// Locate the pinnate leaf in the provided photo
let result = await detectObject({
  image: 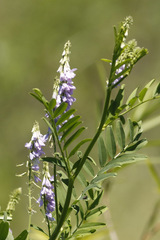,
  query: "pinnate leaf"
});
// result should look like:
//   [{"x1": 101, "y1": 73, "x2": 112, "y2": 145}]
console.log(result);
[
  {"x1": 63, "y1": 127, "x2": 86, "y2": 150},
  {"x1": 56, "y1": 109, "x2": 76, "y2": 126},
  {"x1": 58, "y1": 116, "x2": 81, "y2": 133},
  {"x1": 69, "y1": 138, "x2": 92, "y2": 158}
]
